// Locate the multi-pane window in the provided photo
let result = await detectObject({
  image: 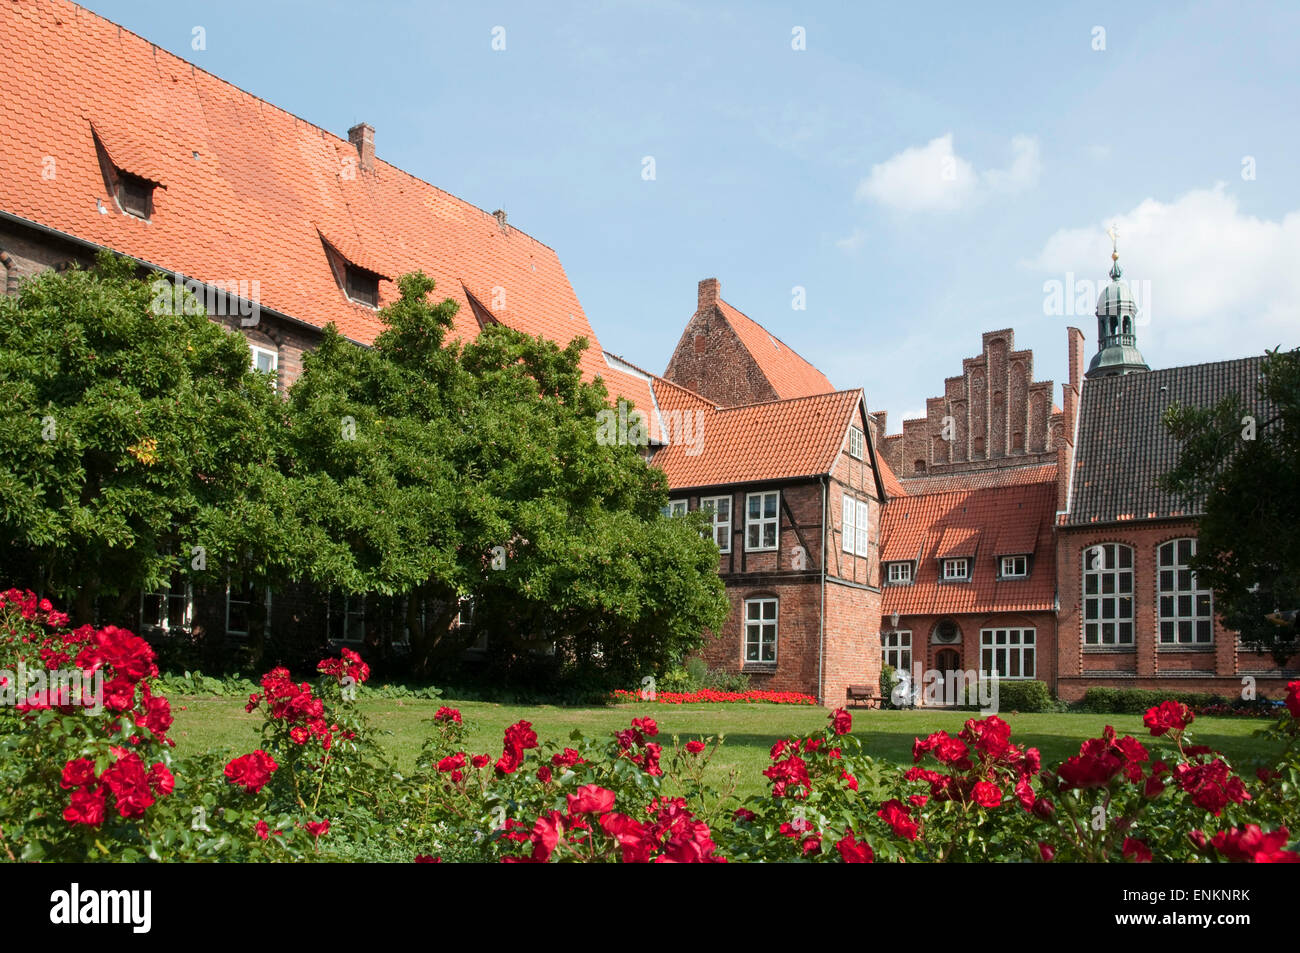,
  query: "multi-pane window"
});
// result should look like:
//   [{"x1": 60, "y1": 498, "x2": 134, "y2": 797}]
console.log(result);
[
  {"x1": 329, "y1": 594, "x2": 366, "y2": 644},
  {"x1": 662, "y1": 499, "x2": 688, "y2": 518},
  {"x1": 226, "y1": 582, "x2": 271, "y2": 637},
  {"x1": 842, "y1": 495, "x2": 856, "y2": 554},
  {"x1": 700, "y1": 496, "x2": 731, "y2": 552},
  {"x1": 942, "y1": 558, "x2": 969, "y2": 581},
  {"x1": 882, "y1": 629, "x2": 912, "y2": 671},
  {"x1": 141, "y1": 567, "x2": 191, "y2": 635},
  {"x1": 1159, "y1": 539, "x2": 1213, "y2": 645},
  {"x1": 848, "y1": 426, "x2": 865, "y2": 460},
  {"x1": 887, "y1": 562, "x2": 913, "y2": 584},
  {"x1": 1083, "y1": 543, "x2": 1134, "y2": 645},
  {"x1": 744, "y1": 598, "x2": 778, "y2": 663},
  {"x1": 746, "y1": 491, "x2": 779, "y2": 551},
  {"x1": 981, "y1": 628, "x2": 1036, "y2": 678},
  {"x1": 841, "y1": 495, "x2": 870, "y2": 556},
  {"x1": 1000, "y1": 555, "x2": 1028, "y2": 578}
]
